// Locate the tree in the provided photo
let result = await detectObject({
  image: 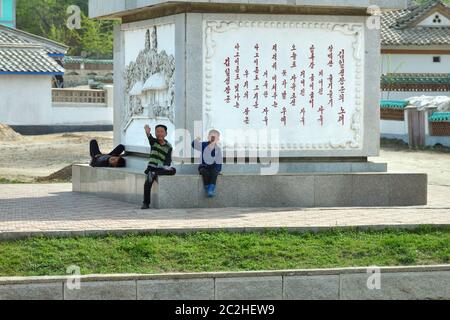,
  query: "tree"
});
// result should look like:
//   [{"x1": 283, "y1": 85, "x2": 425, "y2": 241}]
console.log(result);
[
  {"x1": 16, "y1": 0, "x2": 116, "y2": 58},
  {"x1": 79, "y1": 13, "x2": 114, "y2": 58}
]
